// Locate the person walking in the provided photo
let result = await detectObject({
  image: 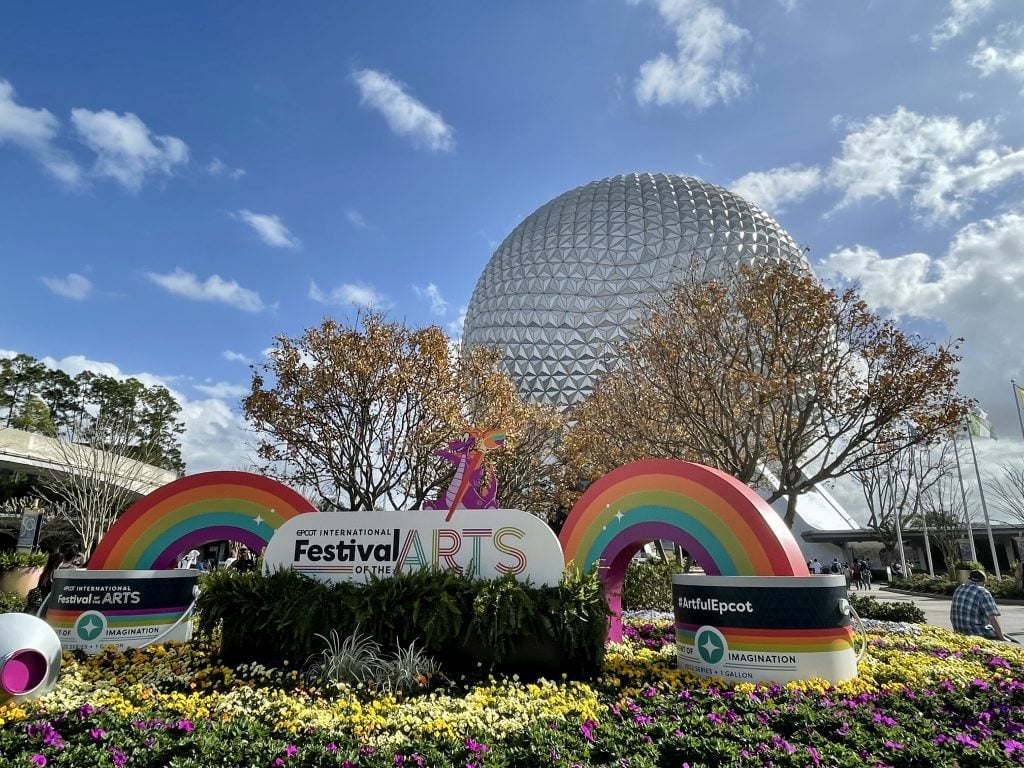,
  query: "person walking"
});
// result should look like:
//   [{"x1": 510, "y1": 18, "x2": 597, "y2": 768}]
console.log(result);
[{"x1": 950, "y1": 570, "x2": 1006, "y2": 642}]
